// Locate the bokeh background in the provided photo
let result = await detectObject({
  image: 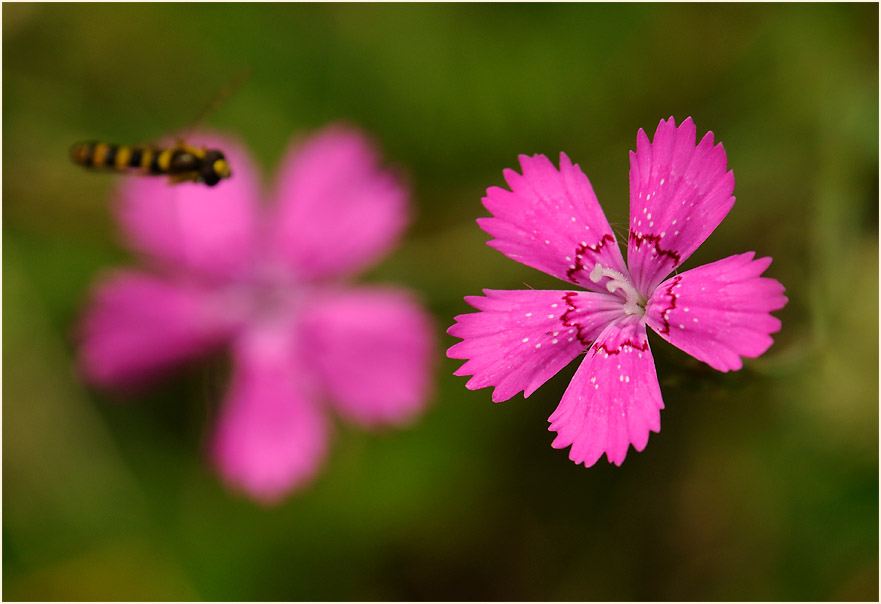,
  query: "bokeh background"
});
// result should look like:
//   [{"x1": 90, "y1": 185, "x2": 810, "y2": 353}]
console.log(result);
[{"x1": 3, "y1": 3, "x2": 878, "y2": 601}]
